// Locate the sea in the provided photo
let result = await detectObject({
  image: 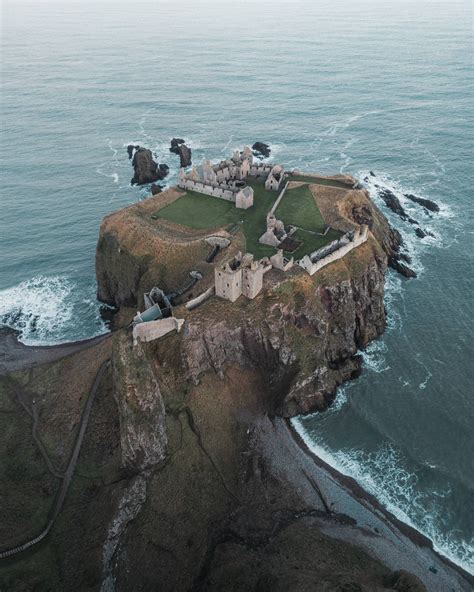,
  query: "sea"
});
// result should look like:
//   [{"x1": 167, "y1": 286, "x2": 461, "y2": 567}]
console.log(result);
[{"x1": 1, "y1": 0, "x2": 472, "y2": 574}]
